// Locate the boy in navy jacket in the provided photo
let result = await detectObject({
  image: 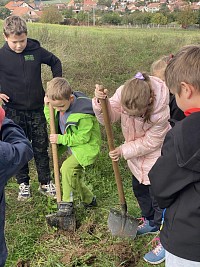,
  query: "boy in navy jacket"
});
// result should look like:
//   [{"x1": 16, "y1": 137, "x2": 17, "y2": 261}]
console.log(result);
[{"x1": 0, "y1": 106, "x2": 33, "y2": 267}]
